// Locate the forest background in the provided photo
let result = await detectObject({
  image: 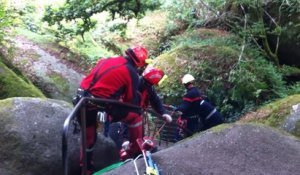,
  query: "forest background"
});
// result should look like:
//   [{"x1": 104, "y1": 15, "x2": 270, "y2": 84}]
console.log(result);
[{"x1": 1, "y1": 0, "x2": 300, "y2": 122}]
